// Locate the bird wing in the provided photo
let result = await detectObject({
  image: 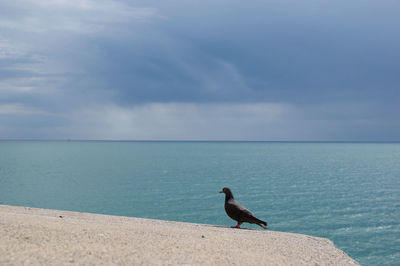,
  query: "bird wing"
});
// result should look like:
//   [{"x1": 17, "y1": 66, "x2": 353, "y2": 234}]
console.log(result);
[{"x1": 225, "y1": 199, "x2": 257, "y2": 222}]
